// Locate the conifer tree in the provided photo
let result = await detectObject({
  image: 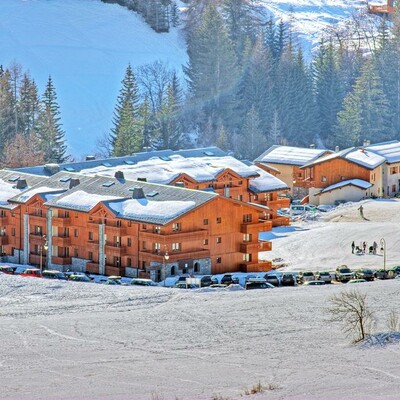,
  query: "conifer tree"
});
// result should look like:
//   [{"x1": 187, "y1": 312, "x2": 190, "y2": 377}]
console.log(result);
[
  {"x1": 0, "y1": 69, "x2": 16, "y2": 157},
  {"x1": 216, "y1": 125, "x2": 229, "y2": 151},
  {"x1": 18, "y1": 74, "x2": 40, "y2": 136},
  {"x1": 111, "y1": 64, "x2": 142, "y2": 156},
  {"x1": 37, "y1": 76, "x2": 68, "y2": 163}
]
